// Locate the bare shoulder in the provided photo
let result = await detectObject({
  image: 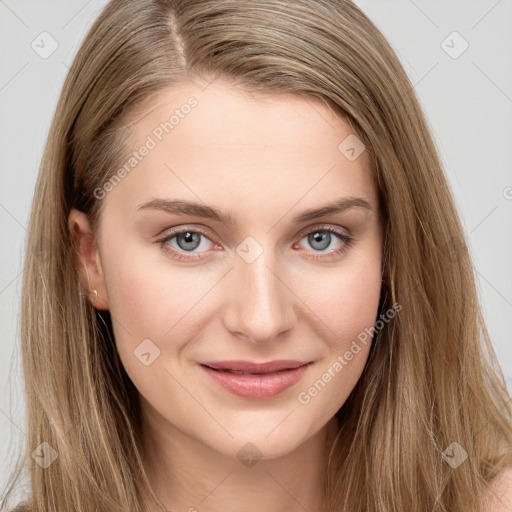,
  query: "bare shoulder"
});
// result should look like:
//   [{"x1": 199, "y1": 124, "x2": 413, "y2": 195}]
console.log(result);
[{"x1": 480, "y1": 468, "x2": 512, "y2": 511}]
